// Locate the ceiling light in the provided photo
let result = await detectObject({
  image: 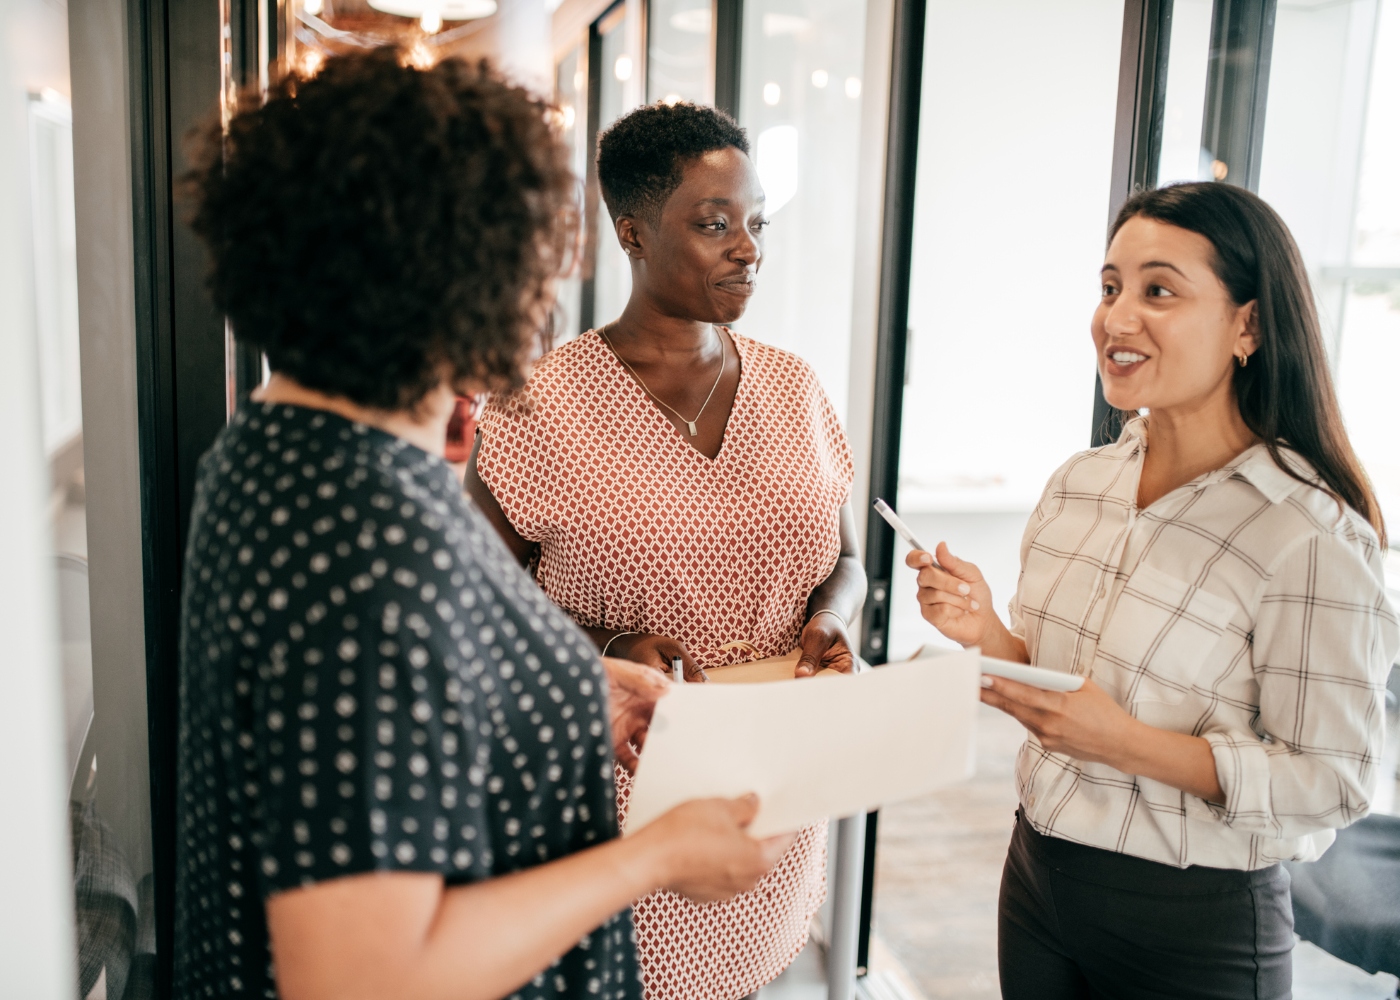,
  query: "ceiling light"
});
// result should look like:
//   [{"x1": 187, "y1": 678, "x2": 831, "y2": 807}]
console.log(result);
[
  {"x1": 763, "y1": 81, "x2": 781, "y2": 106},
  {"x1": 420, "y1": 5, "x2": 442, "y2": 32},
  {"x1": 669, "y1": 7, "x2": 711, "y2": 33},
  {"x1": 810, "y1": 69, "x2": 828, "y2": 89},
  {"x1": 367, "y1": 0, "x2": 496, "y2": 22},
  {"x1": 614, "y1": 55, "x2": 633, "y2": 81},
  {"x1": 303, "y1": 0, "x2": 323, "y2": 15},
  {"x1": 844, "y1": 76, "x2": 861, "y2": 99}
]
